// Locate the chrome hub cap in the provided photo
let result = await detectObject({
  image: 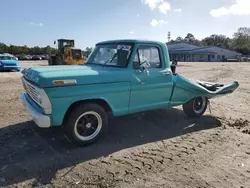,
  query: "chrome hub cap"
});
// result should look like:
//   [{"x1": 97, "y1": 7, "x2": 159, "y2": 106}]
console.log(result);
[
  {"x1": 193, "y1": 96, "x2": 206, "y2": 114},
  {"x1": 86, "y1": 123, "x2": 91, "y2": 128},
  {"x1": 74, "y1": 111, "x2": 102, "y2": 141}
]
